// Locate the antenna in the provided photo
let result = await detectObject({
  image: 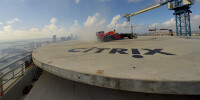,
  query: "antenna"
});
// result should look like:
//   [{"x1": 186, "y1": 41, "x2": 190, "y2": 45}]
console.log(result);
[{"x1": 131, "y1": 24, "x2": 133, "y2": 33}]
